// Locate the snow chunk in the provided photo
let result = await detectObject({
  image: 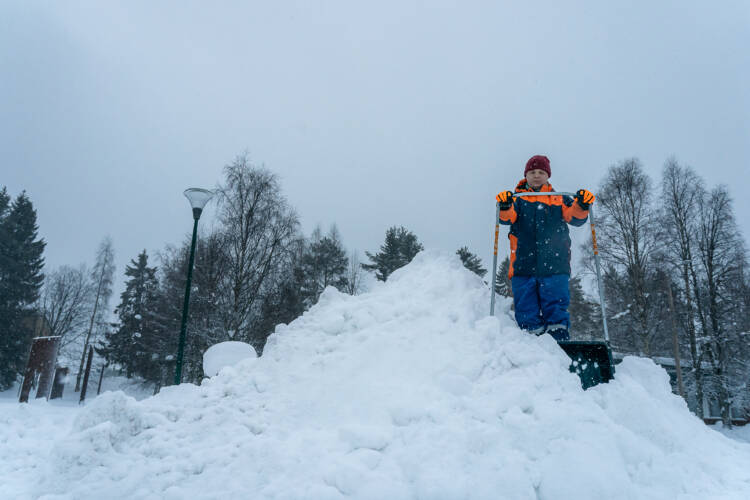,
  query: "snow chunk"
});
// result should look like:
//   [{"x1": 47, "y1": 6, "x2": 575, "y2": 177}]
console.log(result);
[{"x1": 202, "y1": 341, "x2": 257, "y2": 377}]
